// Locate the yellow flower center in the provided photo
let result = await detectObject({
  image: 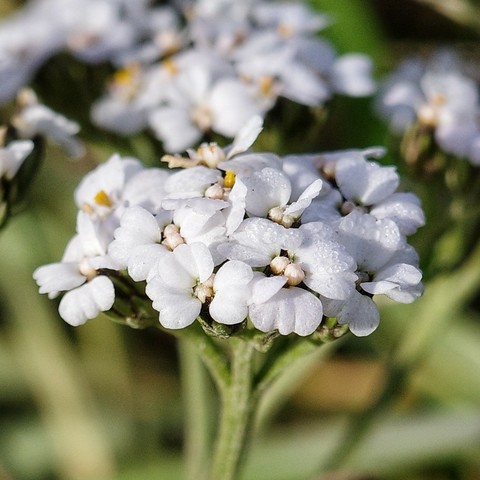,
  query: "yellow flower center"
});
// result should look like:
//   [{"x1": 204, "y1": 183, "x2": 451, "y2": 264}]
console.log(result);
[
  {"x1": 94, "y1": 190, "x2": 113, "y2": 208},
  {"x1": 223, "y1": 170, "x2": 236, "y2": 189}
]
